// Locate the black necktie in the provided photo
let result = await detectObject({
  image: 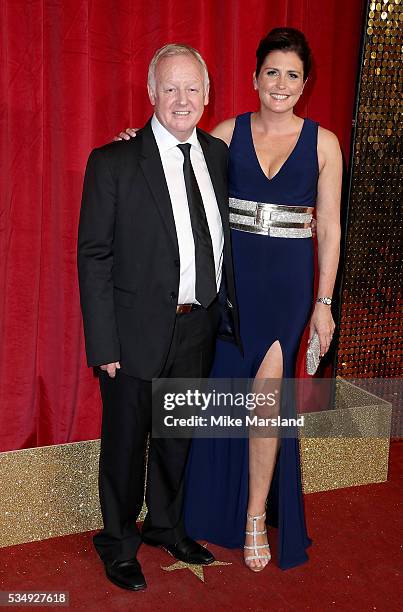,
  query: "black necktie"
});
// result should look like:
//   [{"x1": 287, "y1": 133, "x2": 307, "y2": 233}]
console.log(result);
[{"x1": 177, "y1": 143, "x2": 217, "y2": 308}]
